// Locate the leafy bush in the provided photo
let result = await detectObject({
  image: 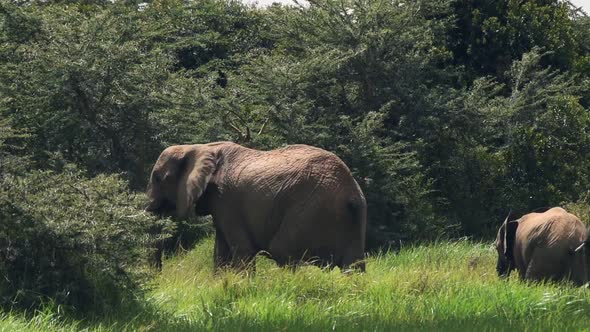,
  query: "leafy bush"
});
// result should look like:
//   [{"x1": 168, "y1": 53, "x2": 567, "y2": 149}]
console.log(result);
[
  {"x1": 424, "y1": 49, "x2": 590, "y2": 235},
  {"x1": 0, "y1": 168, "x2": 171, "y2": 313},
  {"x1": 2, "y1": 0, "x2": 590, "y2": 257},
  {"x1": 563, "y1": 195, "x2": 590, "y2": 225}
]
